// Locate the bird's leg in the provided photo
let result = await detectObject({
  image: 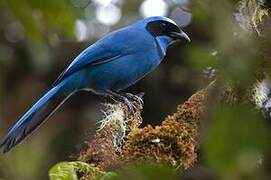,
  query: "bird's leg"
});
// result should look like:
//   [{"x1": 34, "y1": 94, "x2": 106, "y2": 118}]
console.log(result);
[
  {"x1": 106, "y1": 90, "x2": 136, "y2": 114},
  {"x1": 121, "y1": 92, "x2": 144, "y2": 108}
]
